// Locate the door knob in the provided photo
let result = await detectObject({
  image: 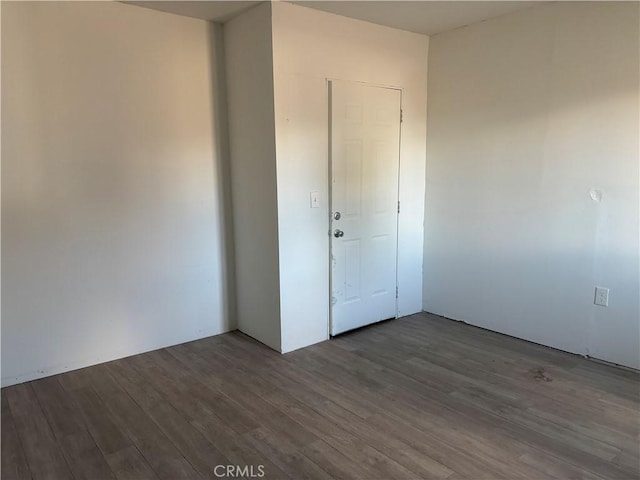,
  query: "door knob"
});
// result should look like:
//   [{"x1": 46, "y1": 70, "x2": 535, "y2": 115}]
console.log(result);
[{"x1": 334, "y1": 229, "x2": 344, "y2": 238}]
